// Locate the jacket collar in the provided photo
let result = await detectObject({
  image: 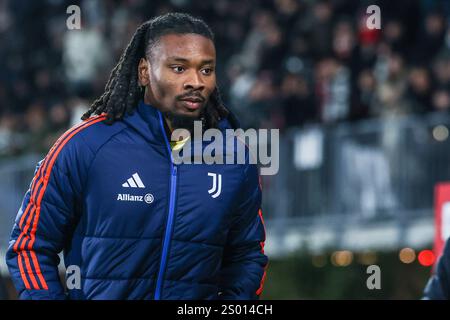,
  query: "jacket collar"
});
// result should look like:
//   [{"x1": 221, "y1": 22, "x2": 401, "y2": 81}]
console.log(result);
[
  {"x1": 123, "y1": 99, "x2": 239, "y2": 146},
  {"x1": 122, "y1": 100, "x2": 168, "y2": 147}
]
